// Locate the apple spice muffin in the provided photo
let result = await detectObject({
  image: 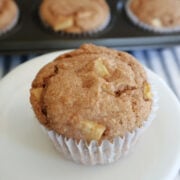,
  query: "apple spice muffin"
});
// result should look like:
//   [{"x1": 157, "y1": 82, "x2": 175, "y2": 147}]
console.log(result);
[
  {"x1": 30, "y1": 44, "x2": 157, "y2": 164},
  {"x1": 126, "y1": 0, "x2": 180, "y2": 33},
  {"x1": 39, "y1": 0, "x2": 110, "y2": 34},
  {"x1": 0, "y1": 0, "x2": 19, "y2": 35}
]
